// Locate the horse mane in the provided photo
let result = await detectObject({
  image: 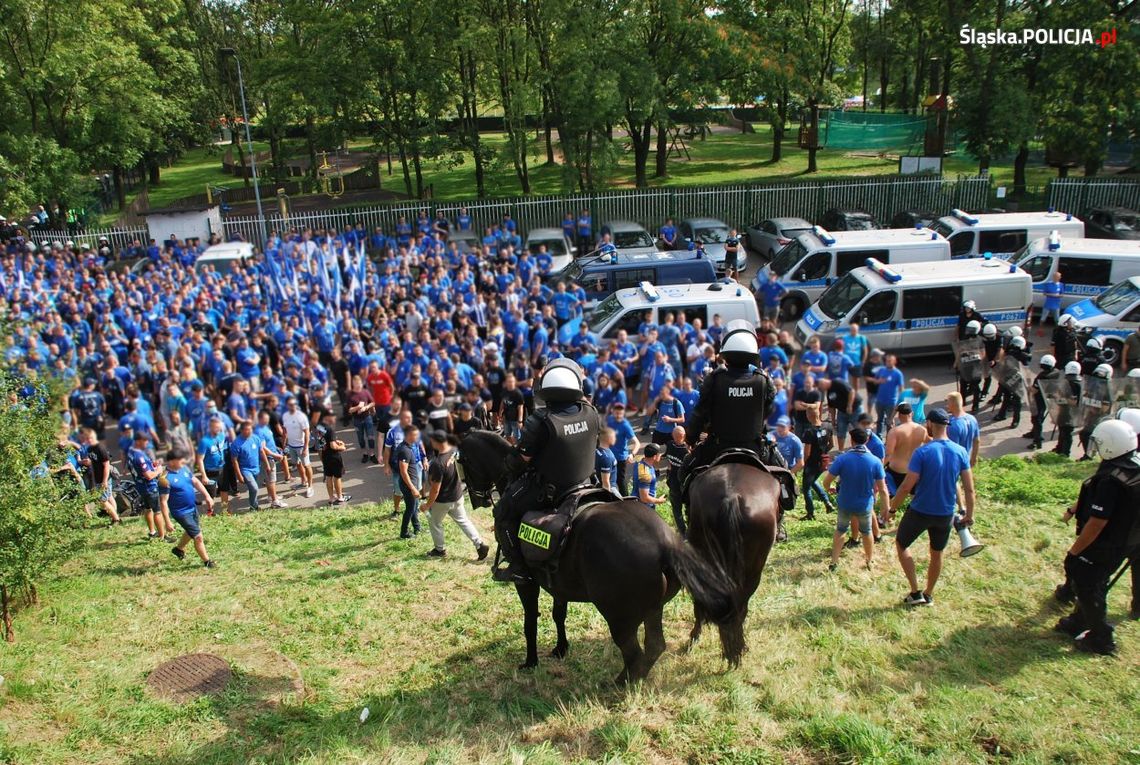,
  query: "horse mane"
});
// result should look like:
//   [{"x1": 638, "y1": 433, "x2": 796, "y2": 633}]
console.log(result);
[{"x1": 463, "y1": 429, "x2": 513, "y2": 455}]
